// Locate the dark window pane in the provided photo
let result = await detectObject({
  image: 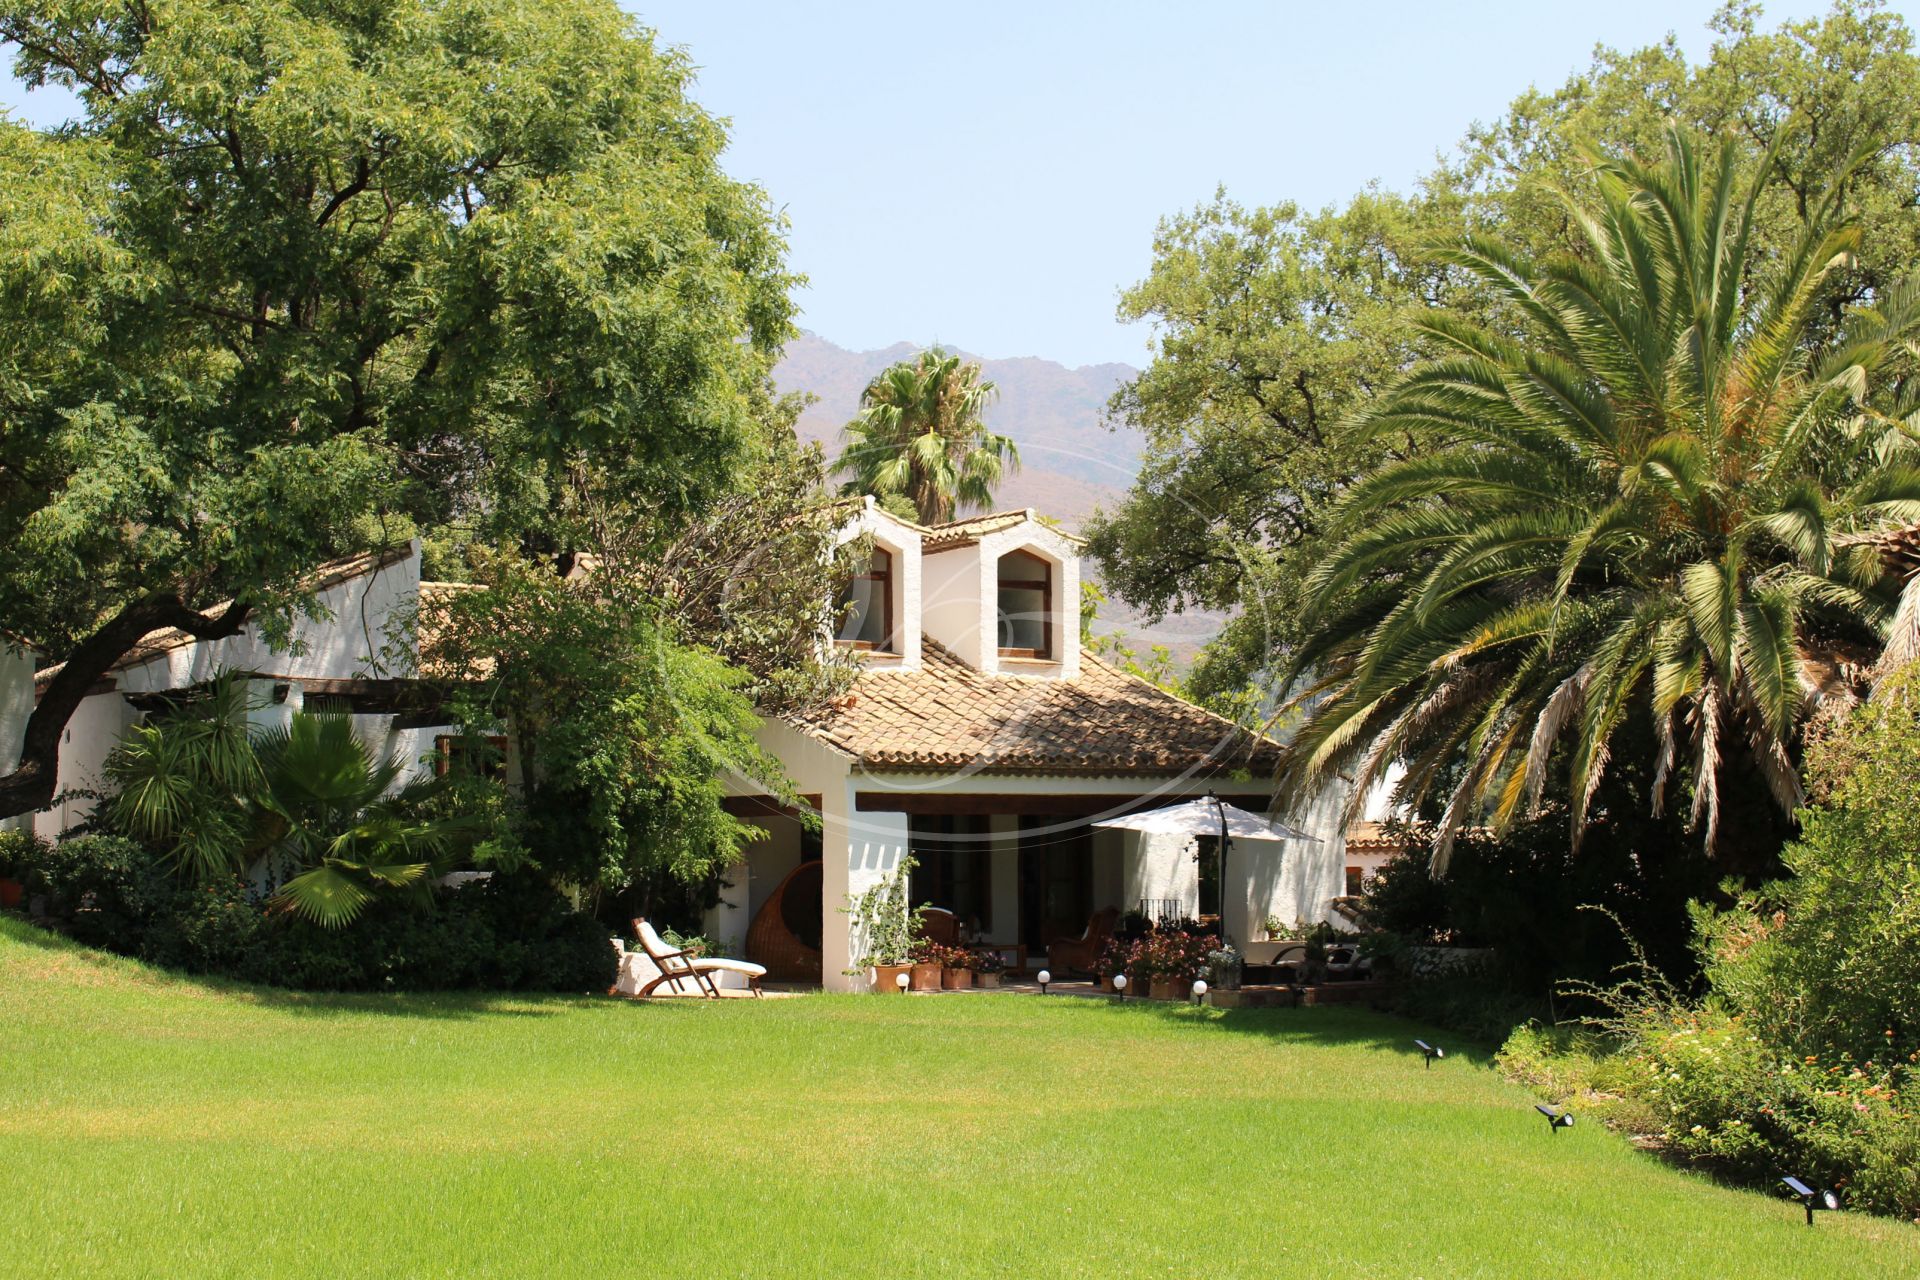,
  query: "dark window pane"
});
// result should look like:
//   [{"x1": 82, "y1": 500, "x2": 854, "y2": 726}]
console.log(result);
[{"x1": 997, "y1": 586, "x2": 1046, "y2": 652}]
